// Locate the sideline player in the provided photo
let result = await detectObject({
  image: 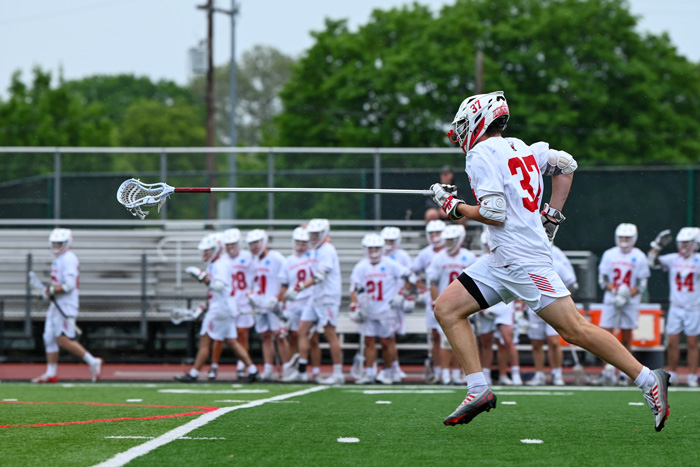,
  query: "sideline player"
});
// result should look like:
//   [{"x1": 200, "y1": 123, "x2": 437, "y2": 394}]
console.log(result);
[
  {"x1": 175, "y1": 233, "x2": 258, "y2": 382},
  {"x1": 648, "y1": 227, "x2": 700, "y2": 386},
  {"x1": 349, "y1": 233, "x2": 412, "y2": 384},
  {"x1": 412, "y1": 220, "x2": 447, "y2": 383},
  {"x1": 284, "y1": 219, "x2": 345, "y2": 384},
  {"x1": 31, "y1": 228, "x2": 103, "y2": 383},
  {"x1": 593, "y1": 223, "x2": 650, "y2": 386},
  {"x1": 430, "y1": 91, "x2": 669, "y2": 431},
  {"x1": 427, "y1": 225, "x2": 477, "y2": 384},
  {"x1": 246, "y1": 229, "x2": 290, "y2": 381}
]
